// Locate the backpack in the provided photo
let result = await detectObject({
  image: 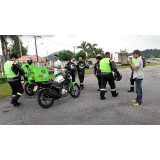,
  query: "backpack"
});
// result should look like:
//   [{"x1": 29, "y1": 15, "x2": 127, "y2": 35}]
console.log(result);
[{"x1": 141, "y1": 57, "x2": 146, "y2": 68}]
